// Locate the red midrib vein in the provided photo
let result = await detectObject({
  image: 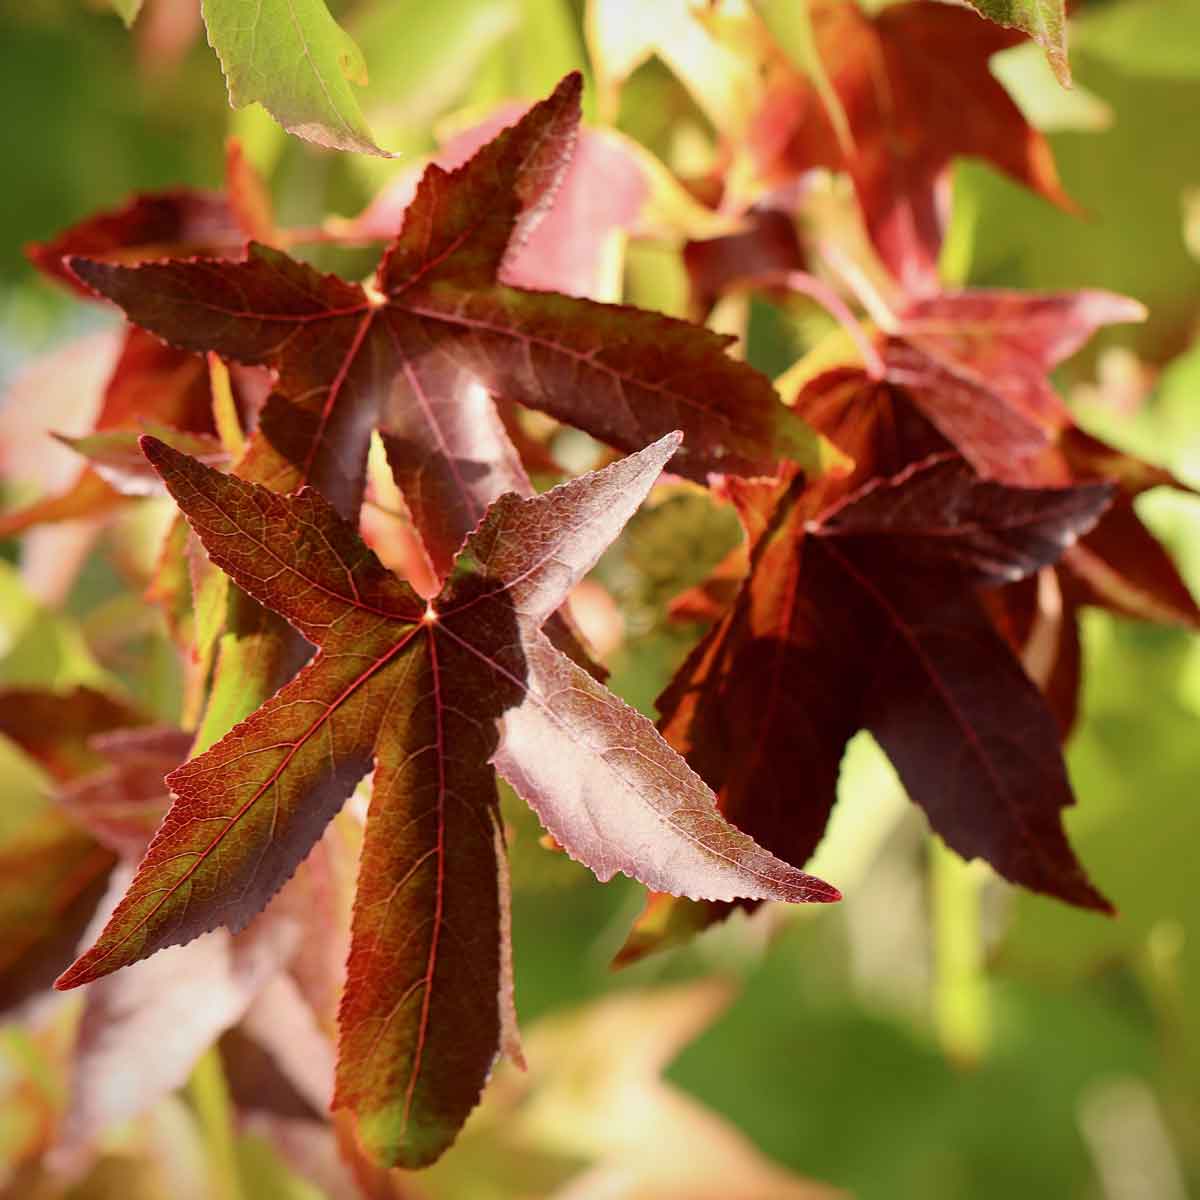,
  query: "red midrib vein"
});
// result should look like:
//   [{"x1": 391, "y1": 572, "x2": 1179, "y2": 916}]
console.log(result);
[
  {"x1": 297, "y1": 305, "x2": 378, "y2": 492},
  {"x1": 191, "y1": 491, "x2": 416, "y2": 623},
  {"x1": 401, "y1": 625, "x2": 448, "y2": 1130}
]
